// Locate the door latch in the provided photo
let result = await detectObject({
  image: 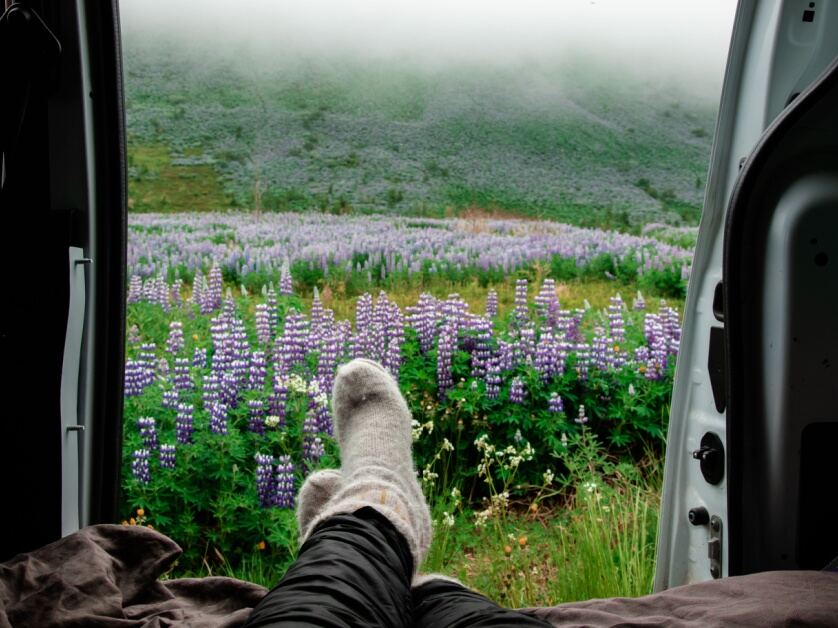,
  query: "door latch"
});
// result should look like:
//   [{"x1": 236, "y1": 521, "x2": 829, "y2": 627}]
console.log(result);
[
  {"x1": 708, "y1": 515, "x2": 723, "y2": 579},
  {"x1": 692, "y1": 432, "x2": 725, "y2": 484}
]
